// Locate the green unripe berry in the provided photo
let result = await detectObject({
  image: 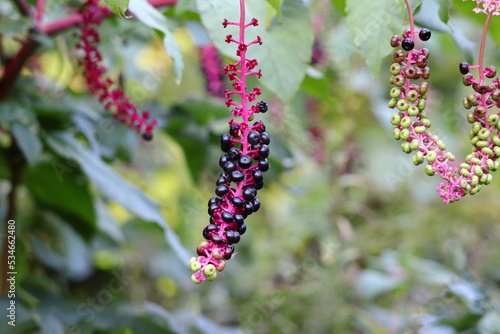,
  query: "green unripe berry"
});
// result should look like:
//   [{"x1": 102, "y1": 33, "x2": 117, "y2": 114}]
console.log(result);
[
  {"x1": 481, "y1": 147, "x2": 493, "y2": 156},
  {"x1": 418, "y1": 99, "x2": 426, "y2": 111},
  {"x1": 206, "y1": 271, "x2": 217, "y2": 281},
  {"x1": 493, "y1": 136, "x2": 500, "y2": 146},
  {"x1": 467, "y1": 94, "x2": 478, "y2": 106},
  {"x1": 390, "y1": 113, "x2": 401, "y2": 125},
  {"x1": 492, "y1": 90, "x2": 500, "y2": 102},
  {"x1": 410, "y1": 139, "x2": 420, "y2": 150},
  {"x1": 190, "y1": 260, "x2": 202, "y2": 271},
  {"x1": 469, "y1": 130, "x2": 475, "y2": 140},
  {"x1": 480, "y1": 174, "x2": 487, "y2": 184},
  {"x1": 467, "y1": 112, "x2": 475, "y2": 123},
  {"x1": 390, "y1": 87, "x2": 401, "y2": 98},
  {"x1": 463, "y1": 98, "x2": 472, "y2": 109},
  {"x1": 494, "y1": 146, "x2": 500, "y2": 157},
  {"x1": 471, "y1": 175, "x2": 479, "y2": 187},
  {"x1": 446, "y1": 152, "x2": 455, "y2": 161},
  {"x1": 460, "y1": 180, "x2": 468, "y2": 189},
  {"x1": 393, "y1": 75, "x2": 405, "y2": 87},
  {"x1": 469, "y1": 186, "x2": 479, "y2": 195},
  {"x1": 414, "y1": 126, "x2": 427, "y2": 133},
  {"x1": 412, "y1": 151, "x2": 424, "y2": 165},
  {"x1": 191, "y1": 274, "x2": 202, "y2": 284},
  {"x1": 420, "y1": 119, "x2": 431, "y2": 127},
  {"x1": 393, "y1": 128, "x2": 401, "y2": 140},
  {"x1": 397, "y1": 99, "x2": 409, "y2": 111},
  {"x1": 388, "y1": 98, "x2": 398, "y2": 108},
  {"x1": 400, "y1": 116, "x2": 412, "y2": 128},
  {"x1": 400, "y1": 129, "x2": 410, "y2": 140},
  {"x1": 203, "y1": 264, "x2": 217, "y2": 276},
  {"x1": 408, "y1": 105, "x2": 420, "y2": 116},
  {"x1": 478, "y1": 128, "x2": 490, "y2": 140},
  {"x1": 425, "y1": 164, "x2": 435, "y2": 176},
  {"x1": 485, "y1": 174, "x2": 493, "y2": 185},
  {"x1": 487, "y1": 159, "x2": 495, "y2": 170},
  {"x1": 422, "y1": 67, "x2": 431, "y2": 79},
  {"x1": 472, "y1": 122, "x2": 481, "y2": 134},
  {"x1": 494, "y1": 161, "x2": 500, "y2": 170},
  {"x1": 460, "y1": 168, "x2": 471, "y2": 177},
  {"x1": 436, "y1": 140, "x2": 446, "y2": 150},
  {"x1": 471, "y1": 136, "x2": 479, "y2": 146},
  {"x1": 420, "y1": 82, "x2": 428, "y2": 94},
  {"x1": 426, "y1": 150, "x2": 437, "y2": 162},
  {"x1": 406, "y1": 90, "x2": 419, "y2": 102},
  {"x1": 488, "y1": 114, "x2": 499, "y2": 126},
  {"x1": 390, "y1": 63, "x2": 402, "y2": 75},
  {"x1": 401, "y1": 142, "x2": 411, "y2": 153},
  {"x1": 474, "y1": 165, "x2": 484, "y2": 177},
  {"x1": 476, "y1": 140, "x2": 489, "y2": 147},
  {"x1": 470, "y1": 157, "x2": 482, "y2": 165},
  {"x1": 460, "y1": 163, "x2": 471, "y2": 169}
]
